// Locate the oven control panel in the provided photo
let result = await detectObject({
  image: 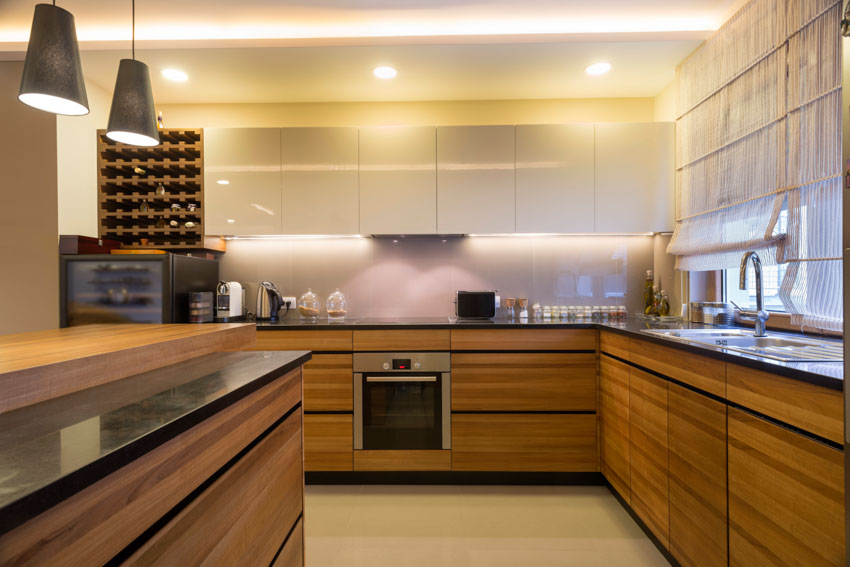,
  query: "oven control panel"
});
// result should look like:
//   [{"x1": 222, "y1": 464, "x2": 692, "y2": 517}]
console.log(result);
[{"x1": 354, "y1": 352, "x2": 450, "y2": 373}]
